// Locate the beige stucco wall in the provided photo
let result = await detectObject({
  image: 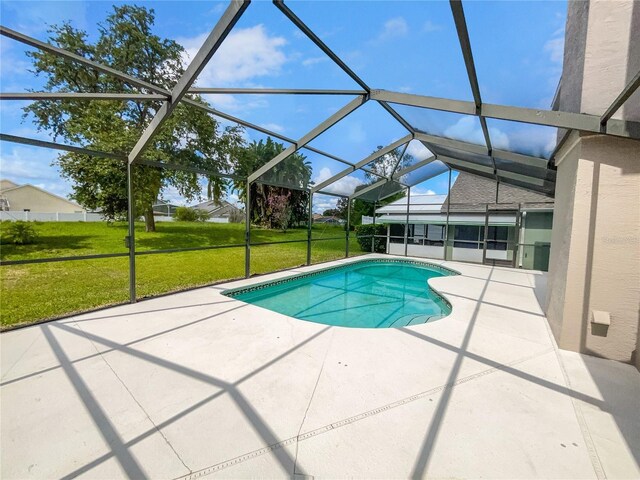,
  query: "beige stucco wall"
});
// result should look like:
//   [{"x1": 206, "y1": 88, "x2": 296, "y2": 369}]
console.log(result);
[
  {"x1": 547, "y1": 0, "x2": 640, "y2": 368},
  {"x1": 547, "y1": 134, "x2": 640, "y2": 363},
  {"x1": 3, "y1": 186, "x2": 83, "y2": 213}
]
